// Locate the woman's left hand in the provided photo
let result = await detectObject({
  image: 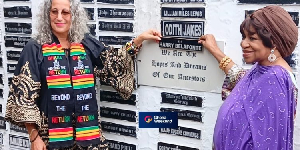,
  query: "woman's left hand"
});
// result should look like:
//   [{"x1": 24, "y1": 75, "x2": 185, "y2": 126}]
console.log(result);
[{"x1": 134, "y1": 29, "x2": 162, "y2": 46}]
